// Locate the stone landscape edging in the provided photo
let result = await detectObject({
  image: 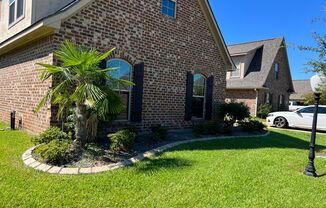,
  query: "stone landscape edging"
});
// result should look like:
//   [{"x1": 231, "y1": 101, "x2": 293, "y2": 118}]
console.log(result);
[{"x1": 22, "y1": 131, "x2": 270, "y2": 175}]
